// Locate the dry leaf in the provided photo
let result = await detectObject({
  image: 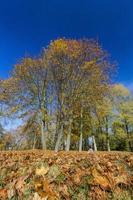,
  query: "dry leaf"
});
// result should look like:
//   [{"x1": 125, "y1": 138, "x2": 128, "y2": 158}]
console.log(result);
[
  {"x1": 0, "y1": 189, "x2": 8, "y2": 200},
  {"x1": 36, "y1": 166, "x2": 49, "y2": 176},
  {"x1": 7, "y1": 188, "x2": 15, "y2": 199},
  {"x1": 92, "y1": 168, "x2": 110, "y2": 190}
]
